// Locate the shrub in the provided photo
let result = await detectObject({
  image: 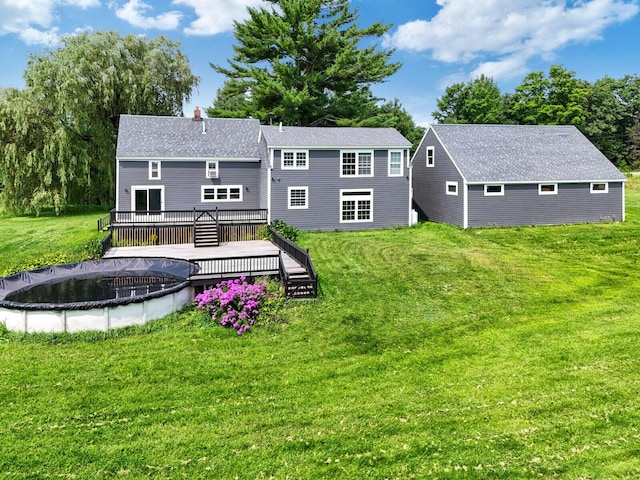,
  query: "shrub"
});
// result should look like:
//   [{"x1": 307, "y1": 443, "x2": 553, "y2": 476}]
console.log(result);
[
  {"x1": 194, "y1": 277, "x2": 284, "y2": 335},
  {"x1": 270, "y1": 219, "x2": 301, "y2": 242}
]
